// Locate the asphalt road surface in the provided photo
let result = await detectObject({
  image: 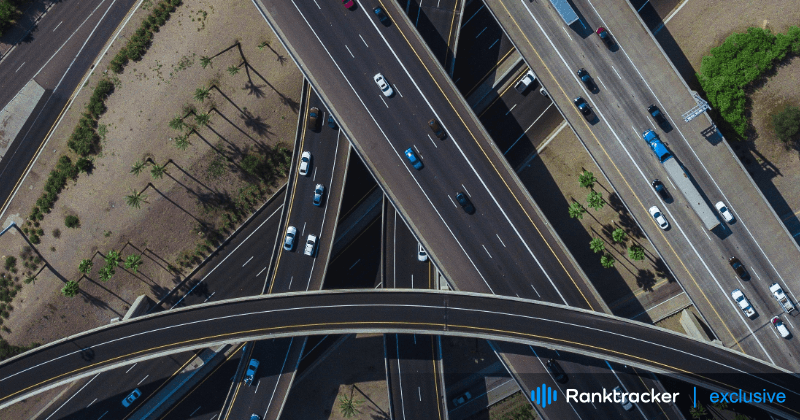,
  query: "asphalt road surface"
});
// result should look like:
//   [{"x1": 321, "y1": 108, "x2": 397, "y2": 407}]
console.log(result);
[
  {"x1": 485, "y1": 0, "x2": 800, "y2": 373},
  {"x1": 31, "y1": 189, "x2": 285, "y2": 420},
  {"x1": 0, "y1": 0, "x2": 138, "y2": 213},
  {"x1": 2, "y1": 290, "x2": 798, "y2": 419}
]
